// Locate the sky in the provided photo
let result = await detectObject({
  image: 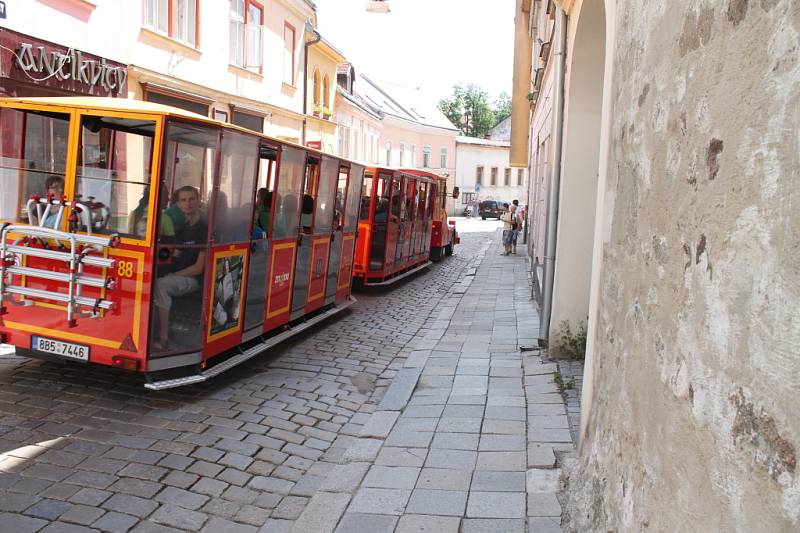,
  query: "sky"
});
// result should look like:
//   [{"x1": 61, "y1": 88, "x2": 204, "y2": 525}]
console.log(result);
[{"x1": 313, "y1": 0, "x2": 515, "y2": 105}]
